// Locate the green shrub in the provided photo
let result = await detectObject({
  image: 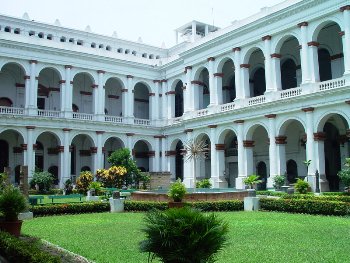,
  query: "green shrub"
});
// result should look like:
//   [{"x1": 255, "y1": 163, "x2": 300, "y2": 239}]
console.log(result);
[
  {"x1": 30, "y1": 202, "x2": 109, "y2": 217},
  {"x1": 244, "y1": 174, "x2": 262, "y2": 189},
  {"x1": 273, "y1": 175, "x2": 285, "y2": 189},
  {"x1": 0, "y1": 231, "x2": 60, "y2": 263},
  {"x1": 140, "y1": 207, "x2": 229, "y2": 263},
  {"x1": 260, "y1": 198, "x2": 350, "y2": 216},
  {"x1": 29, "y1": 171, "x2": 54, "y2": 193},
  {"x1": 196, "y1": 178, "x2": 212, "y2": 189},
  {"x1": 76, "y1": 171, "x2": 94, "y2": 194},
  {"x1": 168, "y1": 179, "x2": 187, "y2": 202},
  {"x1": 125, "y1": 201, "x2": 168, "y2": 211},
  {"x1": 294, "y1": 179, "x2": 310, "y2": 194},
  {"x1": 0, "y1": 185, "x2": 28, "y2": 221},
  {"x1": 256, "y1": 190, "x2": 288, "y2": 197},
  {"x1": 88, "y1": 181, "x2": 102, "y2": 195},
  {"x1": 191, "y1": 200, "x2": 243, "y2": 211},
  {"x1": 281, "y1": 194, "x2": 350, "y2": 203},
  {"x1": 338, "y1": 158, "x2": 350, "y2": 189},
  {"x1": 322, "y1": 192, "x2": 350, "y2": 196}
]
